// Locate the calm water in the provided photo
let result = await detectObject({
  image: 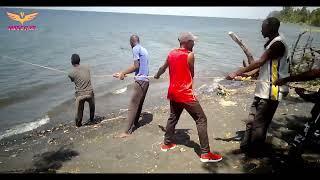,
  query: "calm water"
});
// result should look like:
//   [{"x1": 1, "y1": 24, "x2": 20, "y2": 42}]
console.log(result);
[{"x1": 0, "y1": 8, "x2": 319, "y2": 140}]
